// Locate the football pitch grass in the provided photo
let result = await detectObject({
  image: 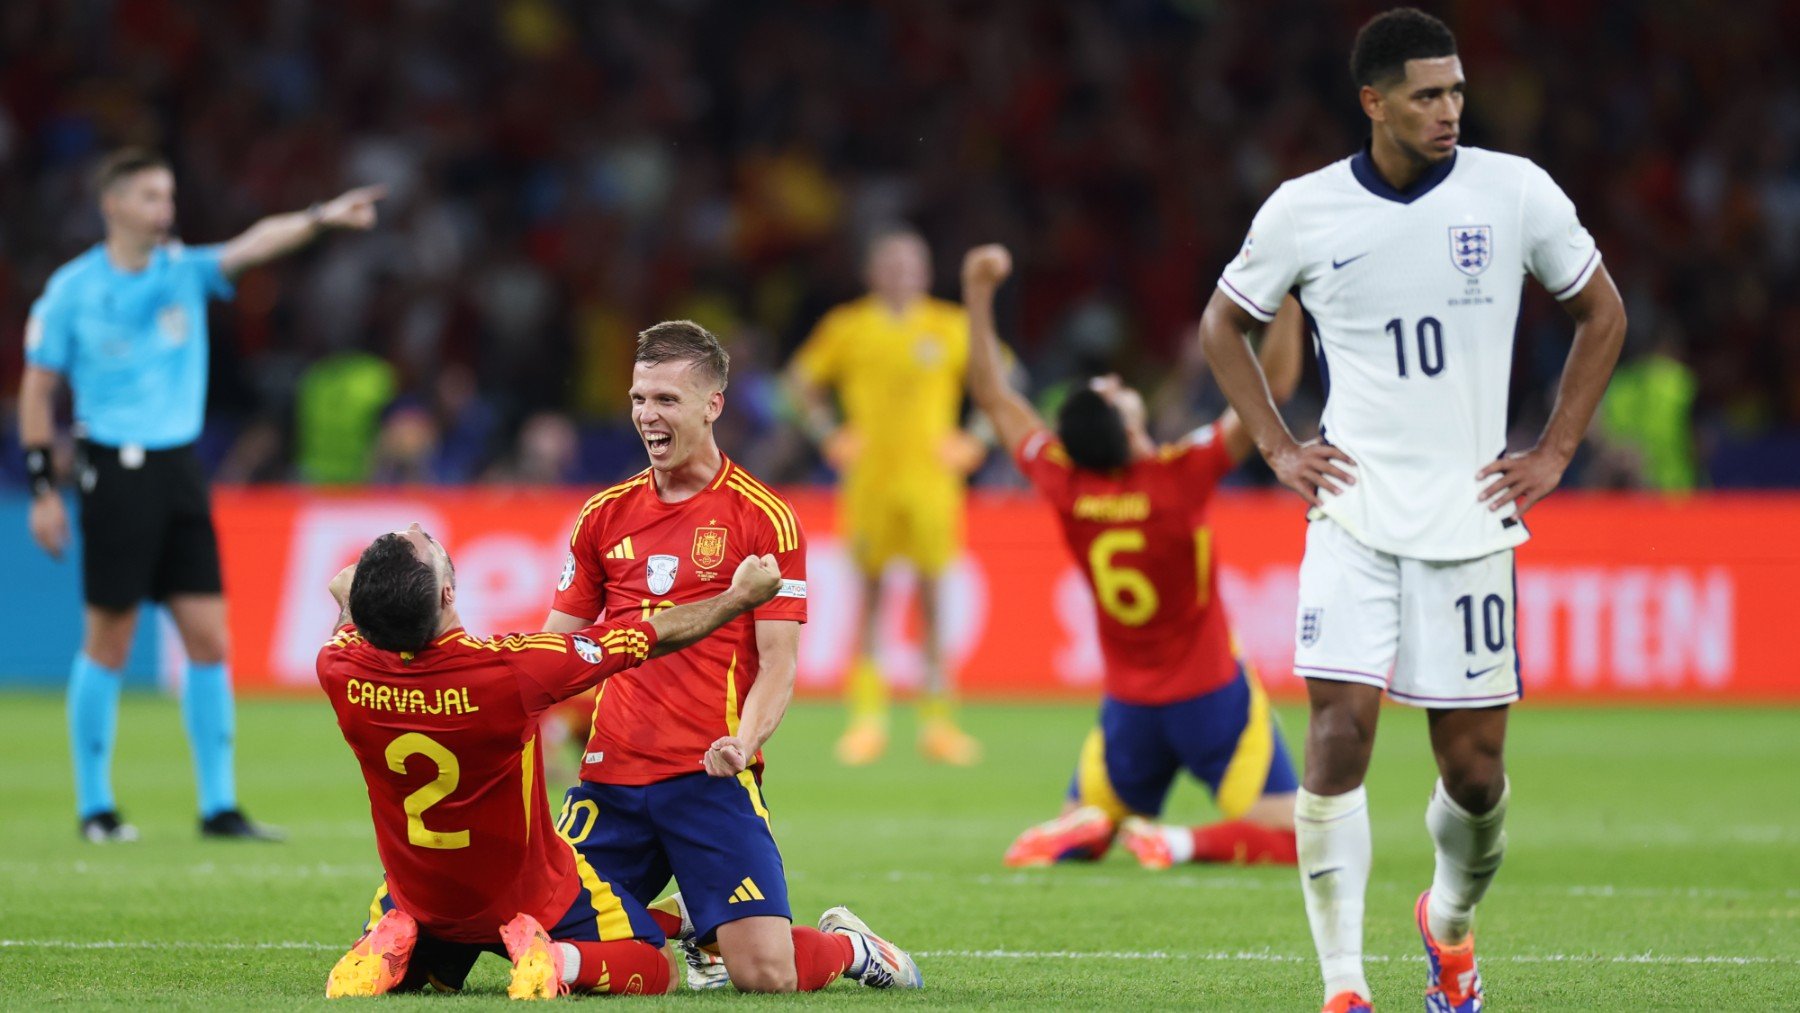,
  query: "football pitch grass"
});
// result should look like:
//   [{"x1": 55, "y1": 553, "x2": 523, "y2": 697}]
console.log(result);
[{"x1": 0, "y1": 694, "x2": 1795, "y2": 1009}]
